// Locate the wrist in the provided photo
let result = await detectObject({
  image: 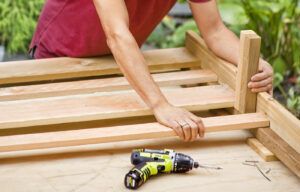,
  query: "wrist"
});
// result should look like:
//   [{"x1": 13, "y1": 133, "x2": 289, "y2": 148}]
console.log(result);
[{"x1": 149, "y1": 98, "x2": 171, "y2": 111}]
